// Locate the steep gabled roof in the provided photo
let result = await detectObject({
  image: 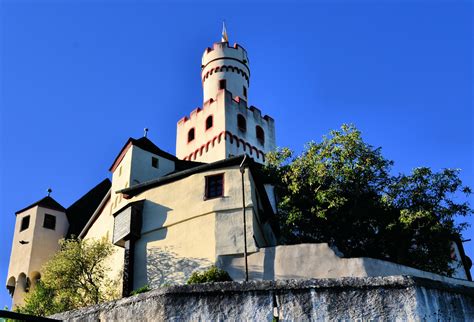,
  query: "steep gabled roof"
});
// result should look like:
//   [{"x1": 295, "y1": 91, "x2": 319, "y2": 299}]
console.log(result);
[
  {"x1": 15, "y1": 196, "x2": 66, "y2": 215},
  {"x1": 66, "y1": 178, "x2": 111, "y2": 238},
  {"x1": 109, "y1": 137, "x2": 180, "y2": 172}
]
